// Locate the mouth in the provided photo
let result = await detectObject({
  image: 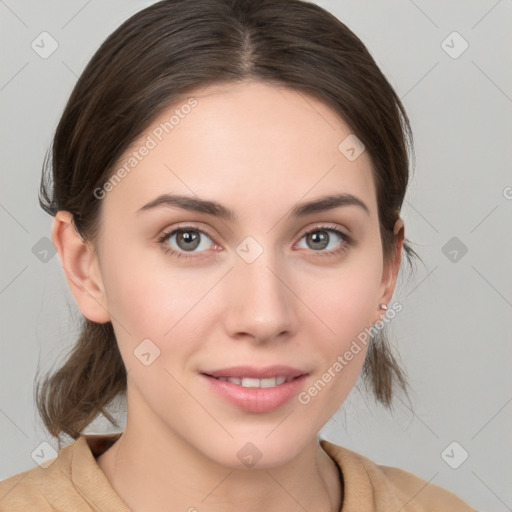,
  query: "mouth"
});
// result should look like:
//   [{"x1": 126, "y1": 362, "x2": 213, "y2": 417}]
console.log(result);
[
  {"x1": 201, "y1": 365, "x2": 307, "y2": 385},
  {"x1": 199, "y1": 365, "x2": 309, "y2": 413},
  {"x1": 203, "y1": 375, "x2": 302, "y2": 388}
]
